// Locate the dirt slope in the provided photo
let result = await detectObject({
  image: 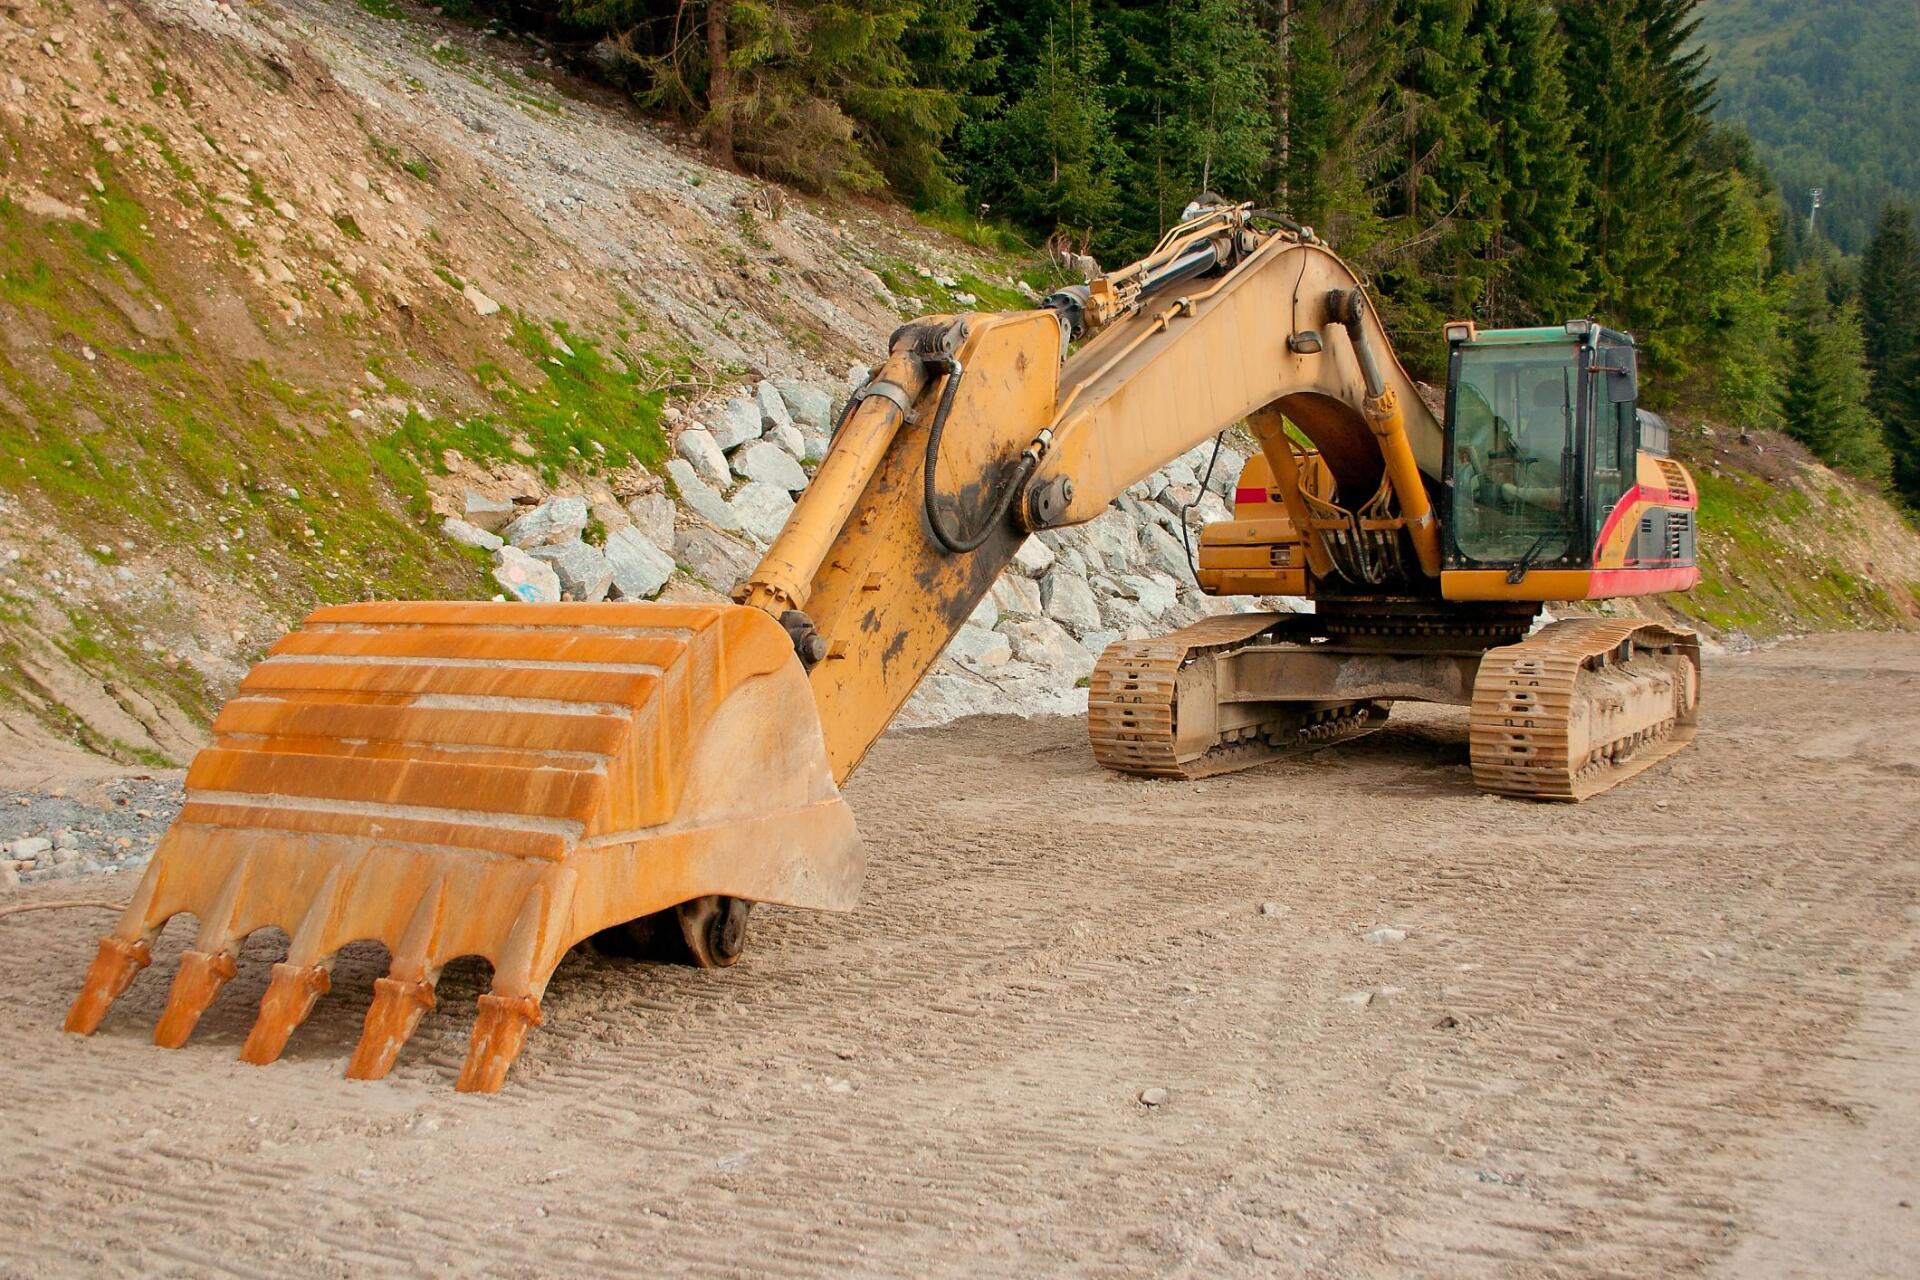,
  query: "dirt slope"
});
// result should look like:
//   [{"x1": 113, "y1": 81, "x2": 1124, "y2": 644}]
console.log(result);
[{"x1": 1, "y1": 632, "x2": 1914, "y2": 1277}]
